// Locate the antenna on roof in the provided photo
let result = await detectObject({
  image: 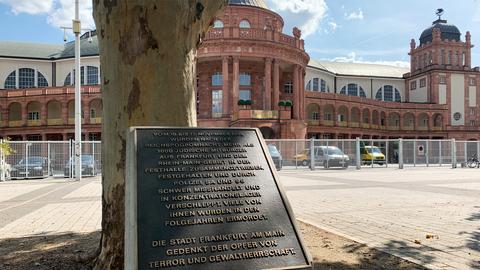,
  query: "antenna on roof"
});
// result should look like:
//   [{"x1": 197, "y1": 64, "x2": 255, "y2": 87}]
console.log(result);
[{"x1": 436, "y1": 8, "x2": 444, "y2": 20}]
